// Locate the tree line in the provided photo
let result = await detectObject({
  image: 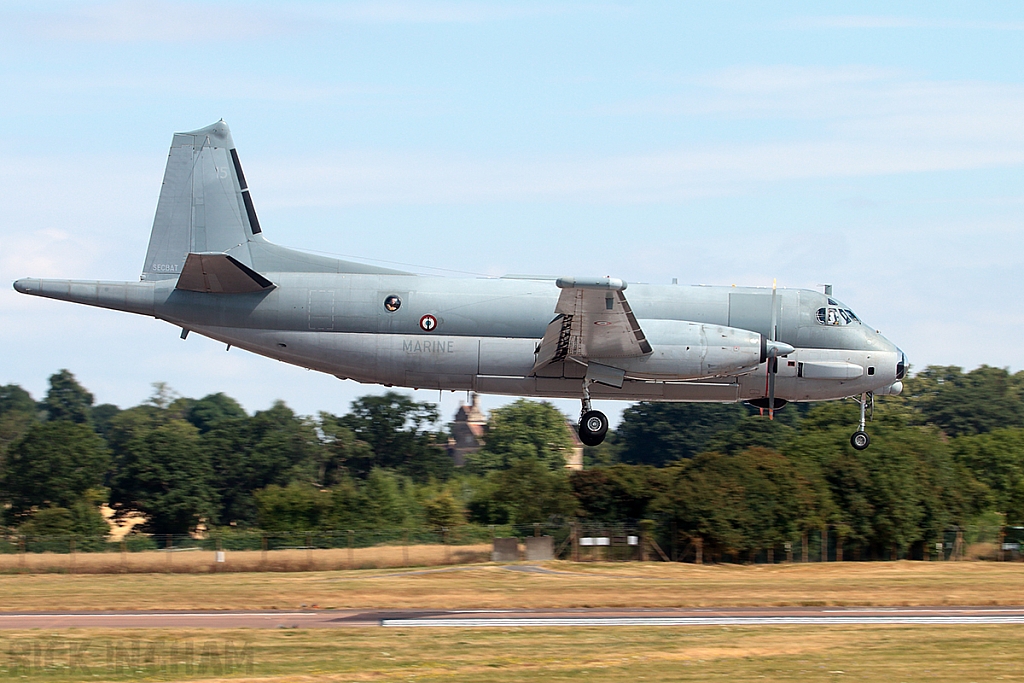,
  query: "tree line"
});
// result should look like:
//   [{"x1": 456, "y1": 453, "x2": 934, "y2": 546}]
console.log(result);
[{"x1": 1, "y1": 365, "x2": 1023, "y2": 560}]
